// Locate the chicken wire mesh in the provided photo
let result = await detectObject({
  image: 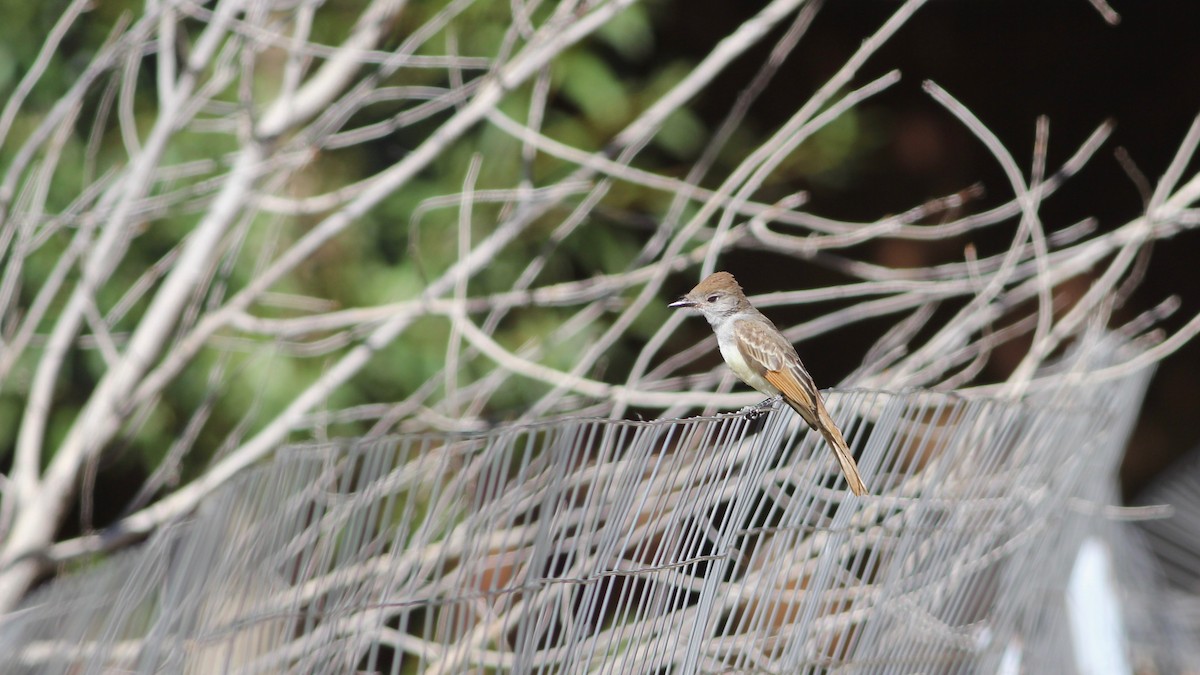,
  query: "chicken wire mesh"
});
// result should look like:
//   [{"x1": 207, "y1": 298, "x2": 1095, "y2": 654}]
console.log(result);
[
  {"x1": 1130, "y1": 444, "x2": 1200, "y2": 671},
  {"x1": 0, "y1": 332, "x2": 1189, "y2": 674}
]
